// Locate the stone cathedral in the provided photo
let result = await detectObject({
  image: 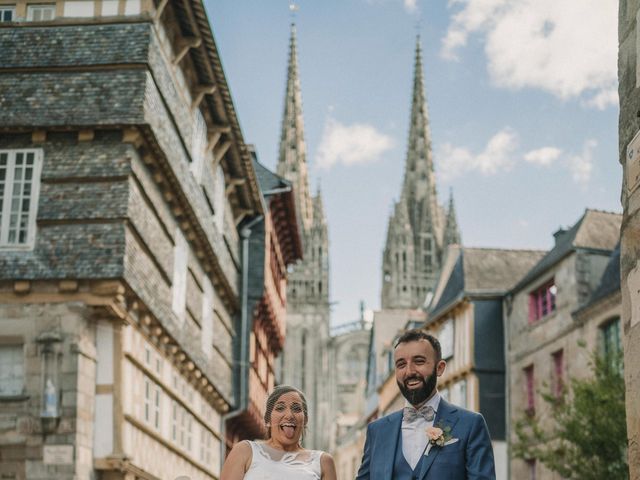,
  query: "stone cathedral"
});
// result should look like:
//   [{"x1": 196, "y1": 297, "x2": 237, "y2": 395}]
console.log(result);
[
  {"x1": 276, "y1": 24, "x2": 332, "y2": 451},
  {"x1": 381, "y1": 38, "x2": 460, "y2": 310}
]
